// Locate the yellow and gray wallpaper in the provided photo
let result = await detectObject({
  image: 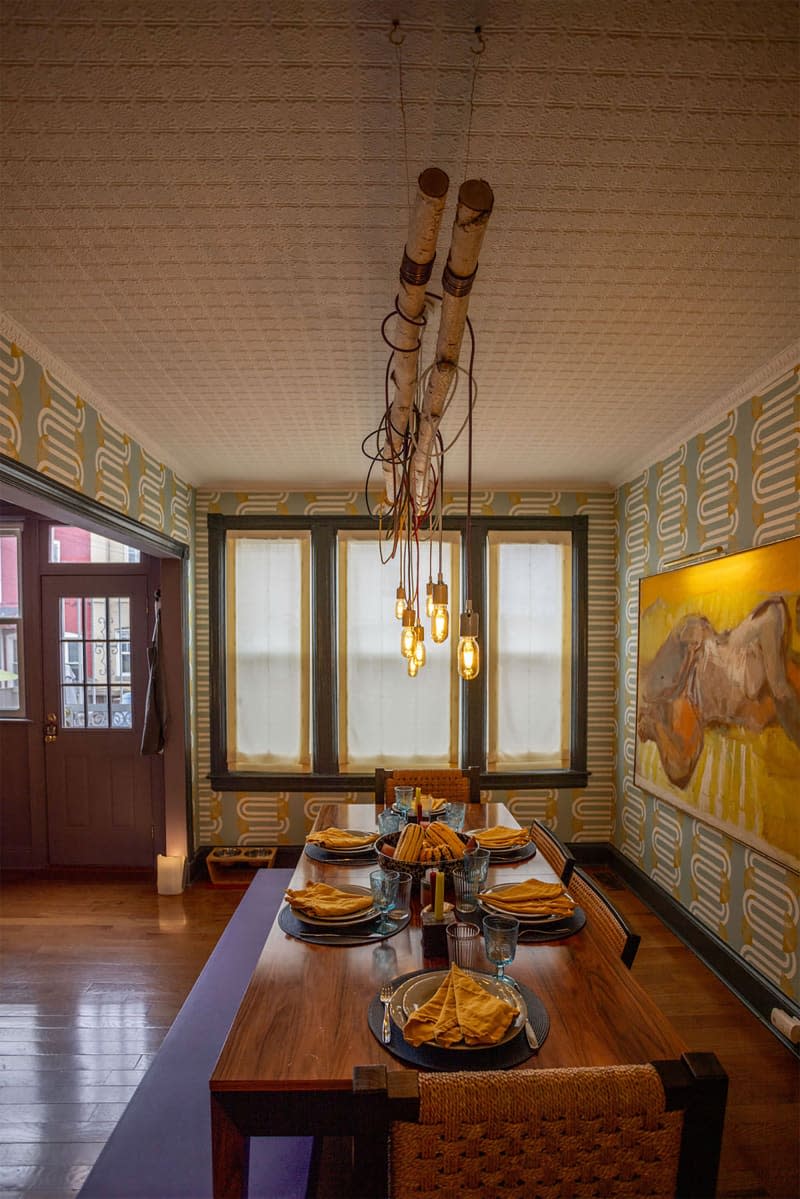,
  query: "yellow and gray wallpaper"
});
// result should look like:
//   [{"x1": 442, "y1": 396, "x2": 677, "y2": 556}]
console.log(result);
[
  {"x1": 616, "y1": 362, "x2": 800, "y2": 1003},
  {"x1": 0, "y1": 333, "x2": 193, "y2": 544},
  {"x1": 193, "y1": 487, "x2": 617, "y2": 849},
  {"x1": 5, "y1": 322, "x2": 797, "y2": 1006}
]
